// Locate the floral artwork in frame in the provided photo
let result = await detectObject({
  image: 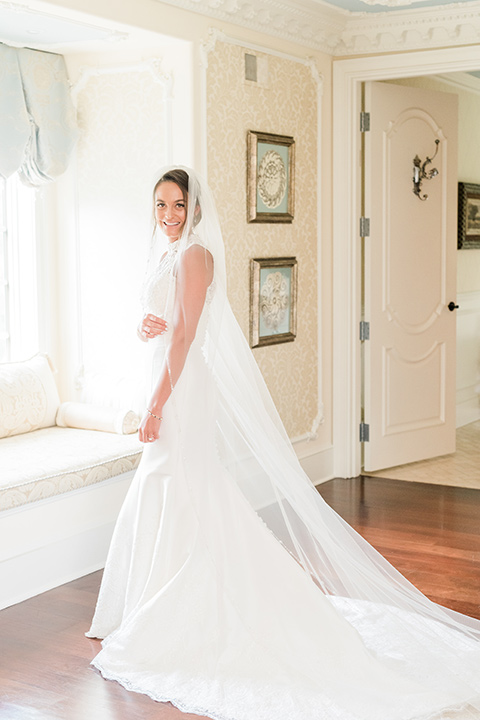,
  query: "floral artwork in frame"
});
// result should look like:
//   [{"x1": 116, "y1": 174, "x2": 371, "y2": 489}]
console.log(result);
[
  {"x1": 247, "y1": 131, "x2": 295, "y2": 223},
  {"x1": 250, "y1": 257, "x2": 298, "y2": 348},
  {"x1": 458, "y1": 182, "x2": 480, "y2": 249}
]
